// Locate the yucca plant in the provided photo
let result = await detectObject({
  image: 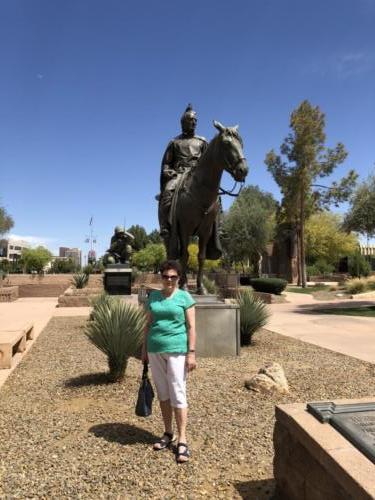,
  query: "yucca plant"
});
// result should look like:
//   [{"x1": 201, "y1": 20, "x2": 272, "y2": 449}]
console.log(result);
[
  {"x1": 89, "y1": 292, "x2": 115, "y2": 321},
  {"x1": 85, "y1": 299, "x2": 147, "y2": 382},
  {"x1": 72, "y1": 272, "x2": 89, "y2": 289},
  {"x1": 237, "y1": 288, "x2": 271, "y2": 346}
]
